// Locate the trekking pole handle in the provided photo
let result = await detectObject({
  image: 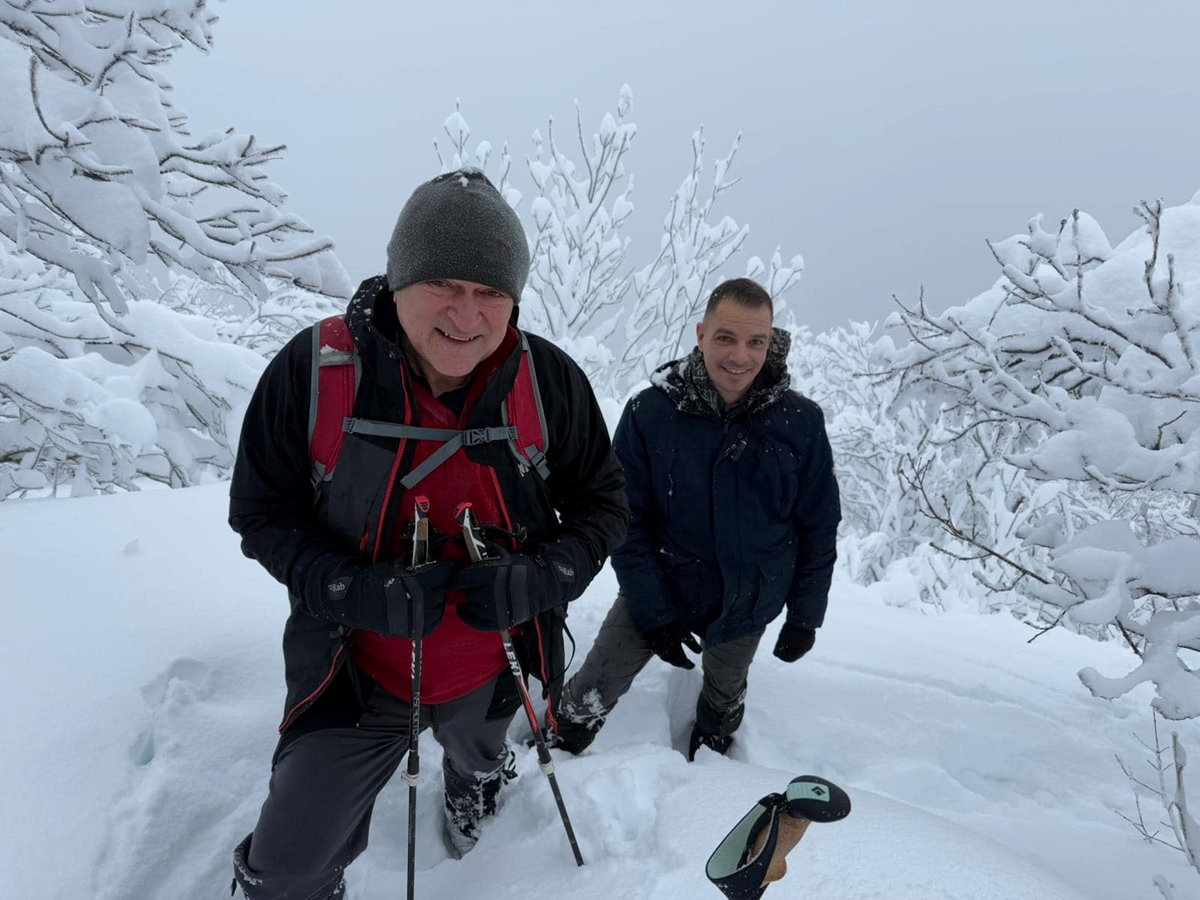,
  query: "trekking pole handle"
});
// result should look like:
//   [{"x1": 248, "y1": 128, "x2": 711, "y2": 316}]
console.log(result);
[
  {"x1": 751, "y1": 777, "x2": 851, "y2": 886},
  {"x1": 746, "y1": 812, "x2": 811, "y2": 885},
  {"x1": 411, "y1": 495, "x2": 431, "y2": 567}
]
